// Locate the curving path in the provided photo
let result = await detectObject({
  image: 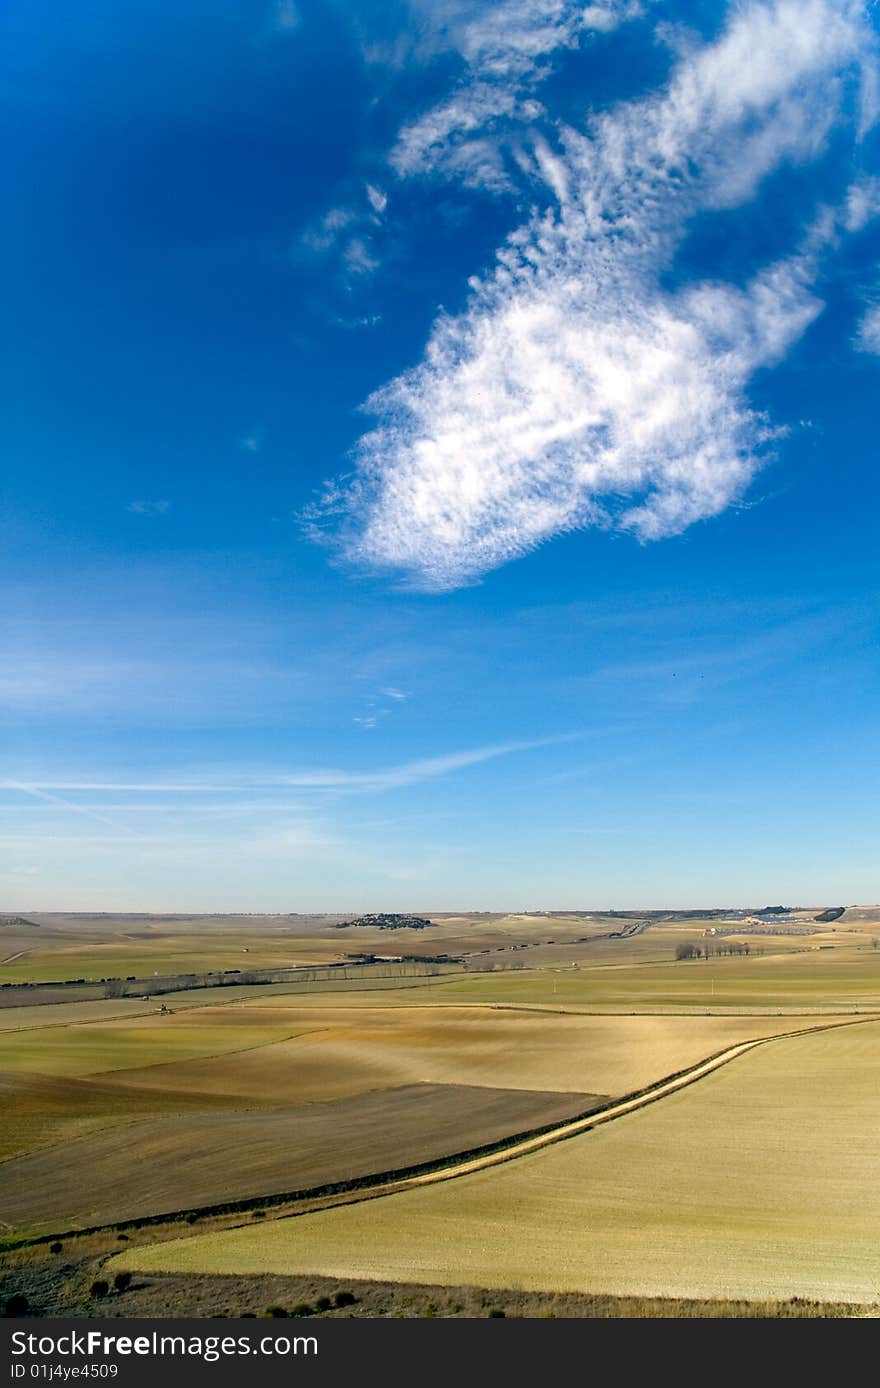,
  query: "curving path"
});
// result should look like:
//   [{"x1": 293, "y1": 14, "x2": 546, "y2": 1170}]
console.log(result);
[{"x1": 271, "y1": 1014, "x2": 879, "y2": 1220}]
